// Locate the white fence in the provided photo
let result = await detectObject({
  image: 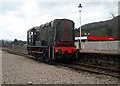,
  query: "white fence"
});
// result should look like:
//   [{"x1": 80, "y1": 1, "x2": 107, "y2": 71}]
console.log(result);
[{"x1": 75, "y1": 41, "x2": 120, "y2": 52}]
